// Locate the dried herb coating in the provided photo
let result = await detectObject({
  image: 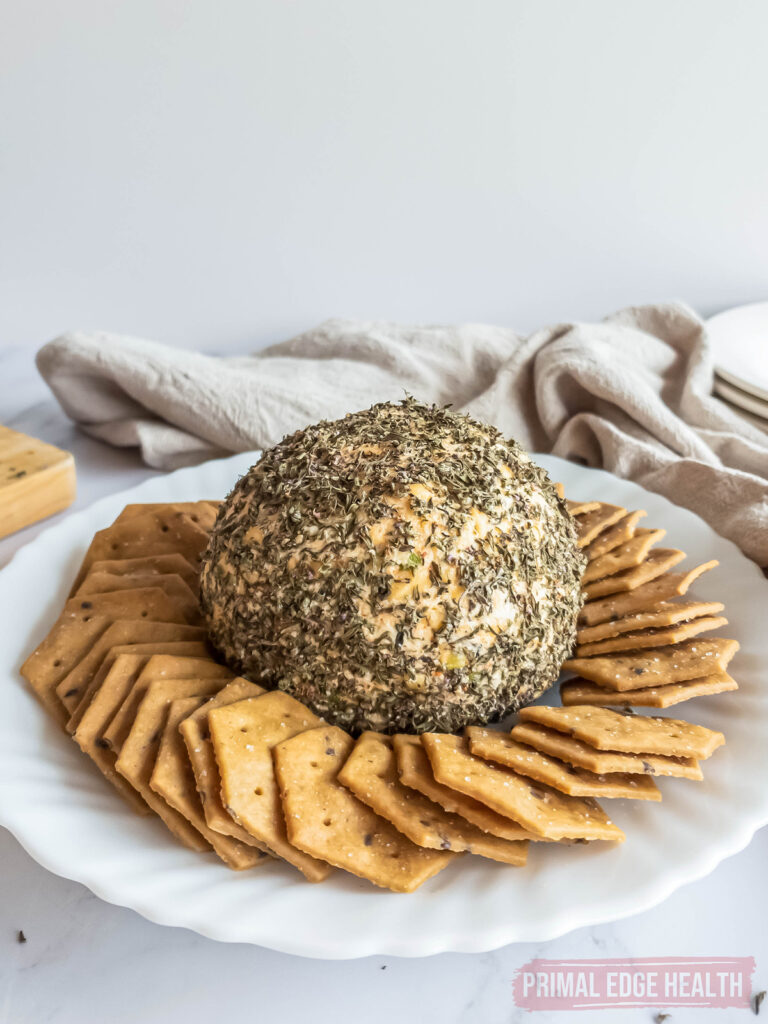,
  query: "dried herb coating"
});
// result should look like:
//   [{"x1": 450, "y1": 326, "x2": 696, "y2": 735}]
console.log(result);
[{"x1": 200, "y1": 399, "x2": 584, "y2": 734}]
